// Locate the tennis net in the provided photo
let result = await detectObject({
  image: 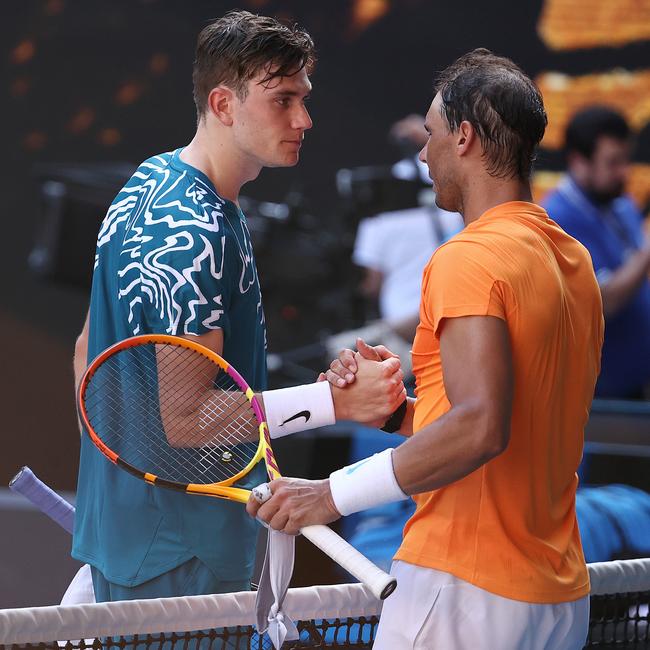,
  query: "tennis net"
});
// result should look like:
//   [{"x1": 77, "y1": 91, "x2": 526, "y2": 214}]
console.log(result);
[{"x1": 0, "y1": 559, "x2": 648, "y2": 649}]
